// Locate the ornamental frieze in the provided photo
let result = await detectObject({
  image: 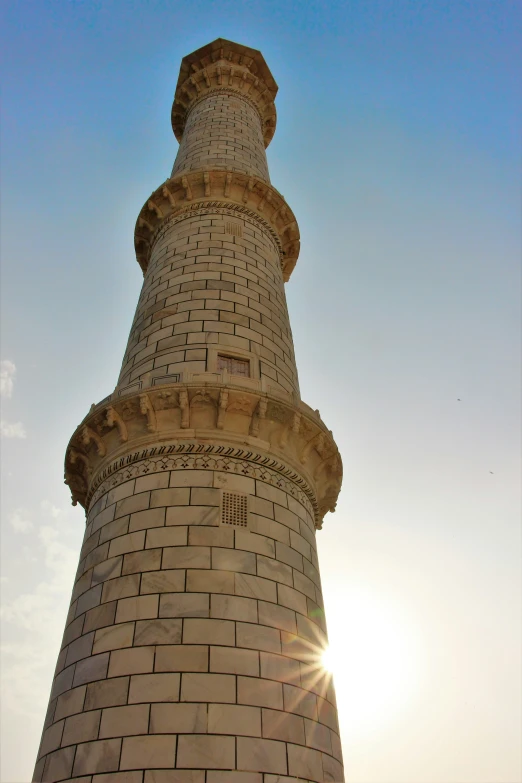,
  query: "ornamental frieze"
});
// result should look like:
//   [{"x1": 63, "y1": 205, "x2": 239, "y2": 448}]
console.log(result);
[{"x1": 88, "y1": 448, "x2": 315, "y2": 526}]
